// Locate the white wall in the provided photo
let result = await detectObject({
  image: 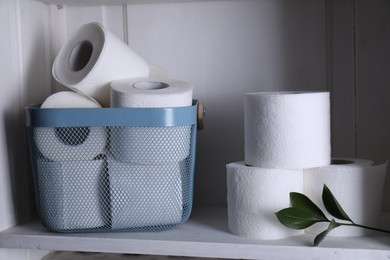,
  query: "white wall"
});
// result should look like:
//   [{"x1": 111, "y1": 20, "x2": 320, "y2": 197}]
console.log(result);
[
  {"x1": 0, "y1": 0, "x2": 51, "y2": 232},
  {"x1": 0, "y1": 0, "x2": 51, "y2": 258},
  {"x1": 355, "y1": 0, "x2": 390, "y2": 211},
  {"x1": 328, "y1": 0, "x2": 390, "y2": 211}
]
